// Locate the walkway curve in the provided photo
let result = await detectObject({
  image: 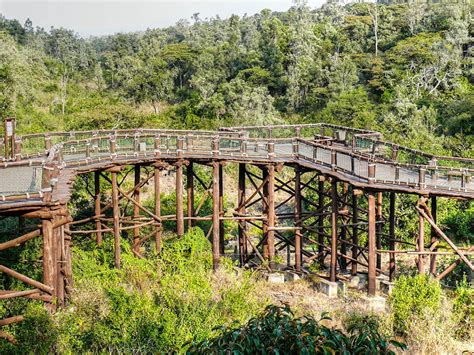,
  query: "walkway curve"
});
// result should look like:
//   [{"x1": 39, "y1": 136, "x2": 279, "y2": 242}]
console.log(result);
[{"x1": 0, "y1": 123, "x2": 473, "y2": 211}]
